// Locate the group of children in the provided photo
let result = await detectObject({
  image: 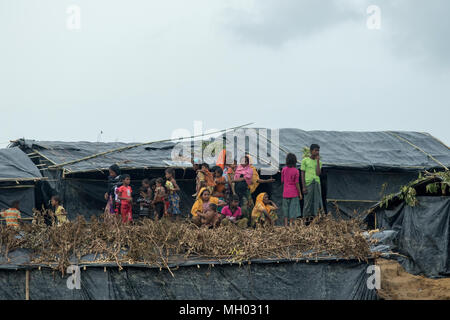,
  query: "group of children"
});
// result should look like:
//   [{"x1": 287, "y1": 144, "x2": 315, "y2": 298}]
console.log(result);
[
  {"x1": 105, "y1": 165, "x2": 182, "y2": 223},
  {"x1": 0, "y1": 195, "x2": 68, "y2": 229},
  {"x1": 1, "y1": 144, "x2": 324, "y2": 230},
  {"x1": 190, "y1": 144, "x2": 323, "y2": 228}
]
